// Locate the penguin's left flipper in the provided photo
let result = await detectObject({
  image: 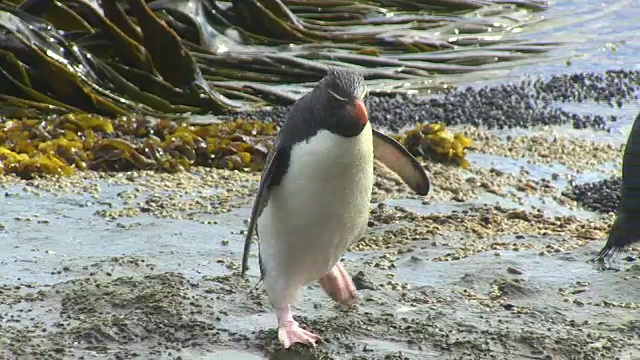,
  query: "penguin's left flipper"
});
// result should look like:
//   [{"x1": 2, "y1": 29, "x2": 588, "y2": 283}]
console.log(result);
[
  {"x1": 372, "y1": 128, "x2": 430, "y2": 196},
  {"x1": 241, "y1": 144, "x2": 292, "y2": 277}
]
